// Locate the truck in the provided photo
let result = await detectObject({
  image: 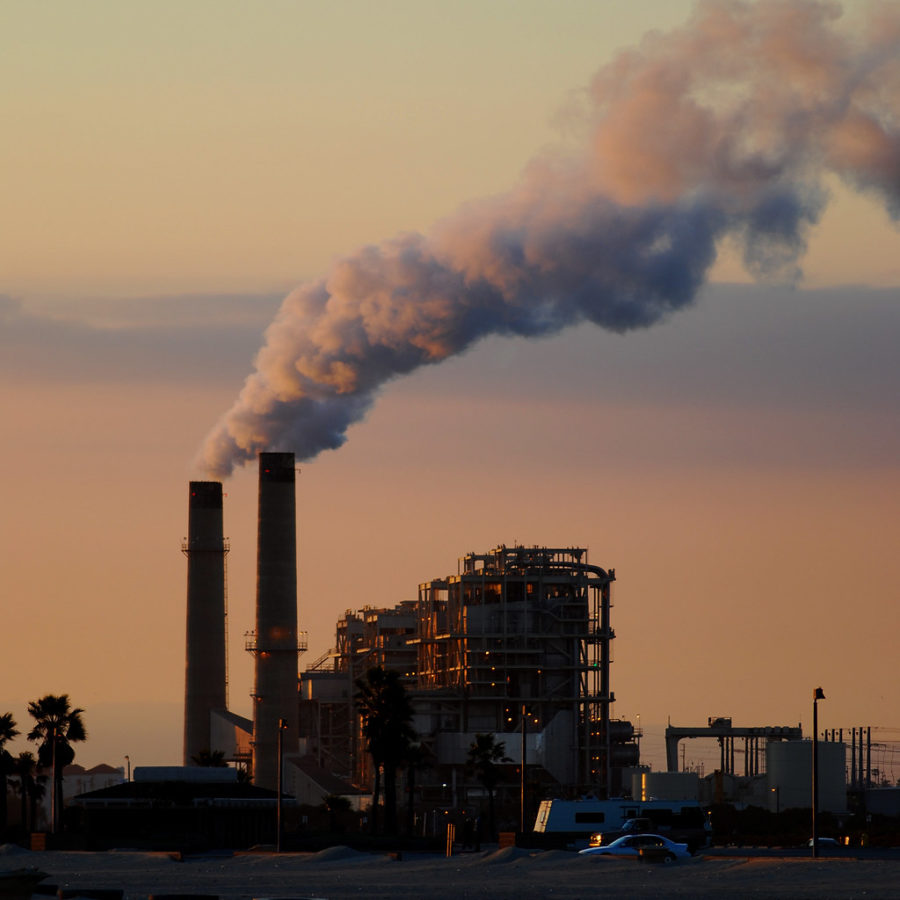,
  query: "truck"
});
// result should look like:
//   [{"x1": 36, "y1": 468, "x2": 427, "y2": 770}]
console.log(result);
[{"x1": 531, "y1": 798, "x2": 710, "y2": 852}]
